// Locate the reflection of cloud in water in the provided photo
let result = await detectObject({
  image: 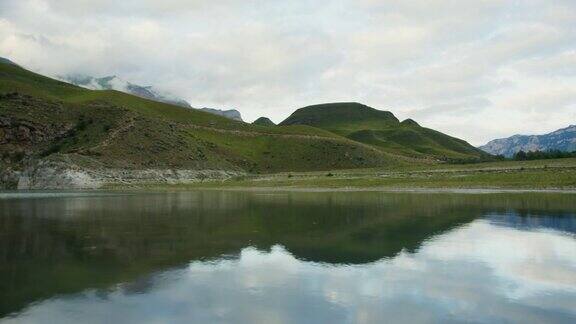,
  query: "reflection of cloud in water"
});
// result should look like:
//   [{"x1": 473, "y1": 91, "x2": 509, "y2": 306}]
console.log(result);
[
  {"x1": 422, "y1": 221, "x2": 576, "y2": 300},
  {"x1": 4, "y1": 220, "x2": 576, "y2": 324}
]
